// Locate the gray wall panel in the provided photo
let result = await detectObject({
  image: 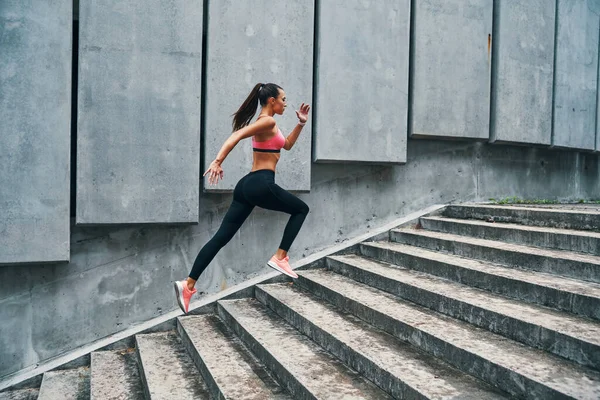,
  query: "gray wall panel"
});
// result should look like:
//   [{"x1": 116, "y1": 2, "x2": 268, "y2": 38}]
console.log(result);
[
  {"x1": 553, "y1": 0, "x2": 600, "y2": 150},
  {"x1": 411, "y1": 0, "x2": 493, "y2": 140},
  {"x1": 313, "y1": 0, "x2": 409, "y2": 163},
  {"x1": 0, "y1": 1, "x2": 71, "y2": 263},
  {"x1": 77, "y1": 1, "x2": 202, "y2": 224},
  {"x1": 491, "y1": 0, "x2": 556, "y2": 145},
  {"x1": 204, "y1": 1, "x2": 314, "y2": 191}
]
